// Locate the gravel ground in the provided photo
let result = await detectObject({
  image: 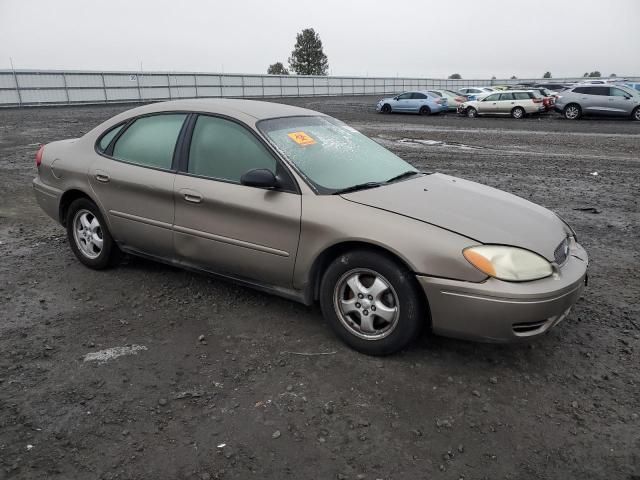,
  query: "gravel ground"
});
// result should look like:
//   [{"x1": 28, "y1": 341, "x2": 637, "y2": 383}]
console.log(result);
[{"x1": 1, "y1": 96, "x2": 639, "y2": 480}]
